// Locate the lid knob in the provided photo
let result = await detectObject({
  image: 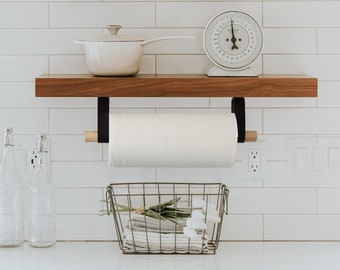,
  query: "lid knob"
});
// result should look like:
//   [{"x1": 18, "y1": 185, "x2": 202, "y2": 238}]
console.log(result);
[{"x1": 106, "y1": 25, "x2": 122, "y2": 35}]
